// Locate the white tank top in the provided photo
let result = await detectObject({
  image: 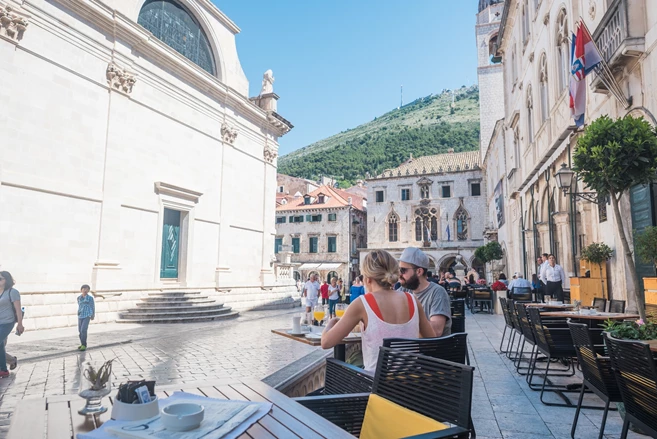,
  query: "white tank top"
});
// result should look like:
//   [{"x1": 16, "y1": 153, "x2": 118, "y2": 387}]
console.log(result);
[{"x1": 359, "y1": 293, "x2": 420, "y2": 374}]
